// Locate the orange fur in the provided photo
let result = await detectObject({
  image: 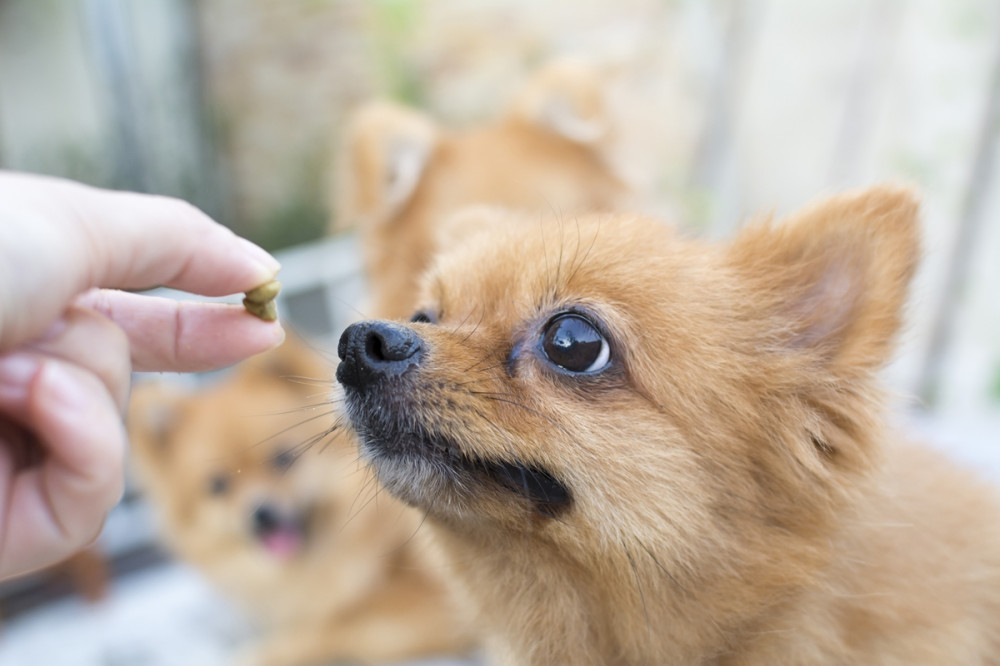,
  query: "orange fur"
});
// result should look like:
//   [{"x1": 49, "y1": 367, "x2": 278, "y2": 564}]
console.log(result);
[
  {"x1": 334, "y1": 59, "x2": 628, "y2": 320},
  {"x1": 128, "y1": 338, "x2": 471, "y2": 665},
  {"x1": 336, "y1": 186, "x2": 1000, "y2": 665}
]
